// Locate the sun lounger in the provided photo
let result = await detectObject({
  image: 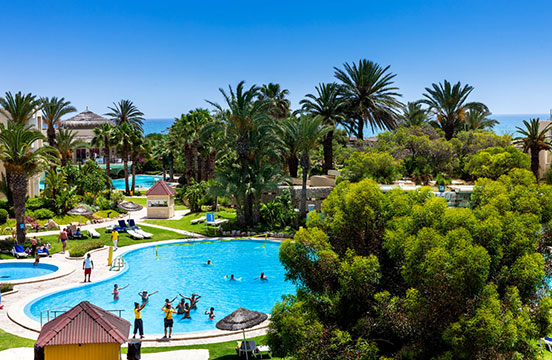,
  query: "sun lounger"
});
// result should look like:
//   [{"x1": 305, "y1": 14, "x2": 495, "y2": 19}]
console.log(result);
[
  {"x1": 11, "y1": 244, "x2": 28, "y2": 259},
  {"x1": 128, "y1": 219, "x2": 138, "y2": 229},
  {"x1": 542, "y1": 337, "x2": 552, "y2": 352},
  {"x1": 255, "y1": 345, "x2": 272, "y2": 358},
  {"x1": 36, "y1": 247, "x2": 49, "y2": 257},
  {"x1": 87, "y1": 228, "x2": 101, "y2": 238},
  {"x1": 236, "y1": 341, "x2": 256, "y2": 358},
  {"x1": 135, "y1": 229, "x2": 152, "y2": 238},
  {"x1": 127, "y1": 229, "x2": 144, "y2": 240},
  {"x1": 191, "y1": 216, "x2": 206, "y2": 225},
  {"x1": 206, "y1": 219, "x2": 228, "y2": 226}
]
